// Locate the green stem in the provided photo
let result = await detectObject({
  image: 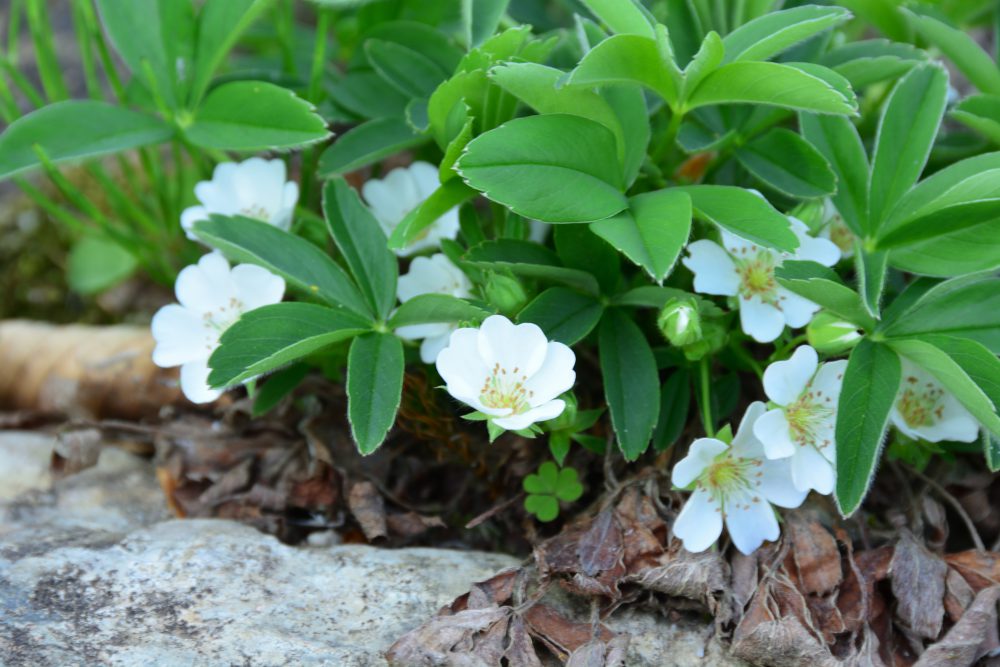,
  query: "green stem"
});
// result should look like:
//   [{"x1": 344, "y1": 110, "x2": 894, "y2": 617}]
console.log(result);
[
  {"x1": 699, "y1": 357, "x2": 715, "y2": 438},
  {"x1": 307, "y1": 9, "x2": 331, "y2": 104}
]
